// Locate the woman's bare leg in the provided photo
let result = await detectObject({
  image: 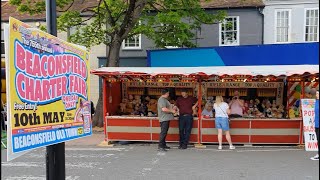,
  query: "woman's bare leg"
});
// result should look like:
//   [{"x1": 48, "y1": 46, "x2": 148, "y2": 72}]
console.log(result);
[
  {"x1": 218, "y1": 129, "x2": 223, "y2": 146},
  {"x1": 225, "y1": 131, "x2": 233, "y2": 146}
]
